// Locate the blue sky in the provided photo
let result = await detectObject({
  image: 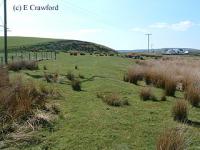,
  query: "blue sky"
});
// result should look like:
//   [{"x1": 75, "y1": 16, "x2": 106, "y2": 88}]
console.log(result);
[{"x1": 0, "y1": 0, "x2": 200, "y2": 50}]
